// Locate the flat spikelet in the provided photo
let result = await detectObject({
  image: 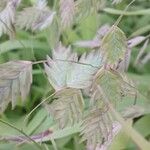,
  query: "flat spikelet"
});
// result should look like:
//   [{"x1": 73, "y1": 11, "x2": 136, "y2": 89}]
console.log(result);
[
  {"x1": 16, "y1": 0, "x2": 55, "y2": 31},
  {"x1": 0, "y1": 0, "x2": 19, "y2": 37},
  {"x1": 46, "y1": 88, "x2": 84, "y2": 129},
  {"x1": 92, "y1": 69, "x2": 136, "y2": 105},
  {"x1": 44, "y1": 43, "x2": 103, "y2": 90},
  {"x1": 75, "y1": 0, "x2": 103, "y2": 21},
  {"x1": 0, "y1": 61, "x2": 32, "y2": 112},
  {"x1": 81, "y1": 107, "x2": 114, "y2": 148},
  {"x1": 59, "y1": 0, "x2": 75, "y2": 29},
  {"x1": 100, "y1": 26, "x2": 127, "y2": 65}
]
